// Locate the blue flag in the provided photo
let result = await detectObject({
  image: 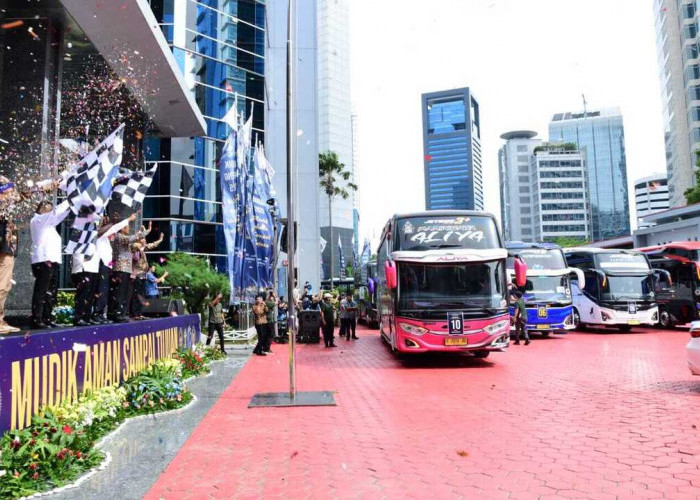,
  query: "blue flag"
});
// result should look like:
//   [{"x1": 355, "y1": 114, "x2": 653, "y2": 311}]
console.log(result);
[{"x1": 220, "y1": 128, "x2": 245, "y2": 301}]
